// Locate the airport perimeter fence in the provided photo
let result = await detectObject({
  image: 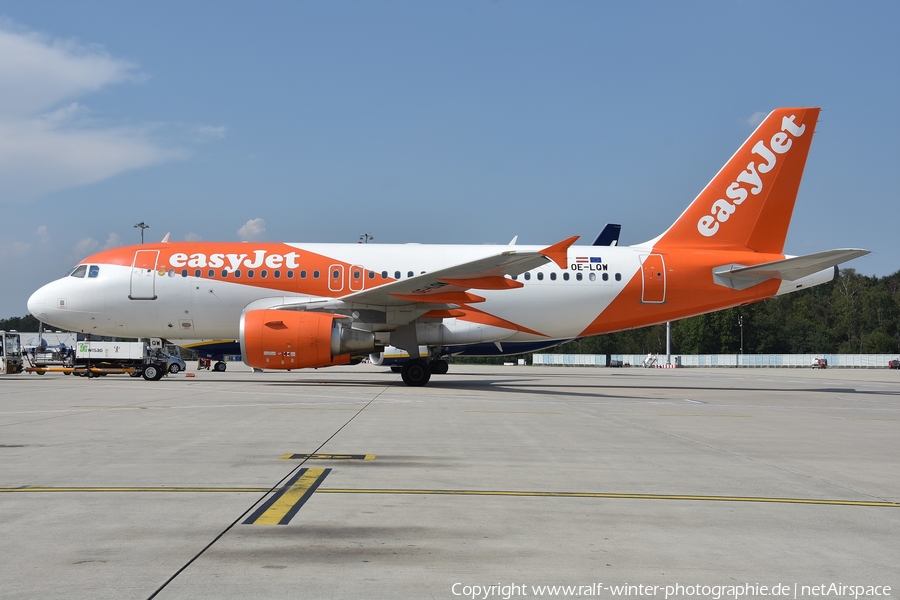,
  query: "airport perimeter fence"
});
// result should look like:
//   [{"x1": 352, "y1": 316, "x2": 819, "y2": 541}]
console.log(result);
[{"x1": 531, "y1": 353, "x2": 900, "y2": 368}]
